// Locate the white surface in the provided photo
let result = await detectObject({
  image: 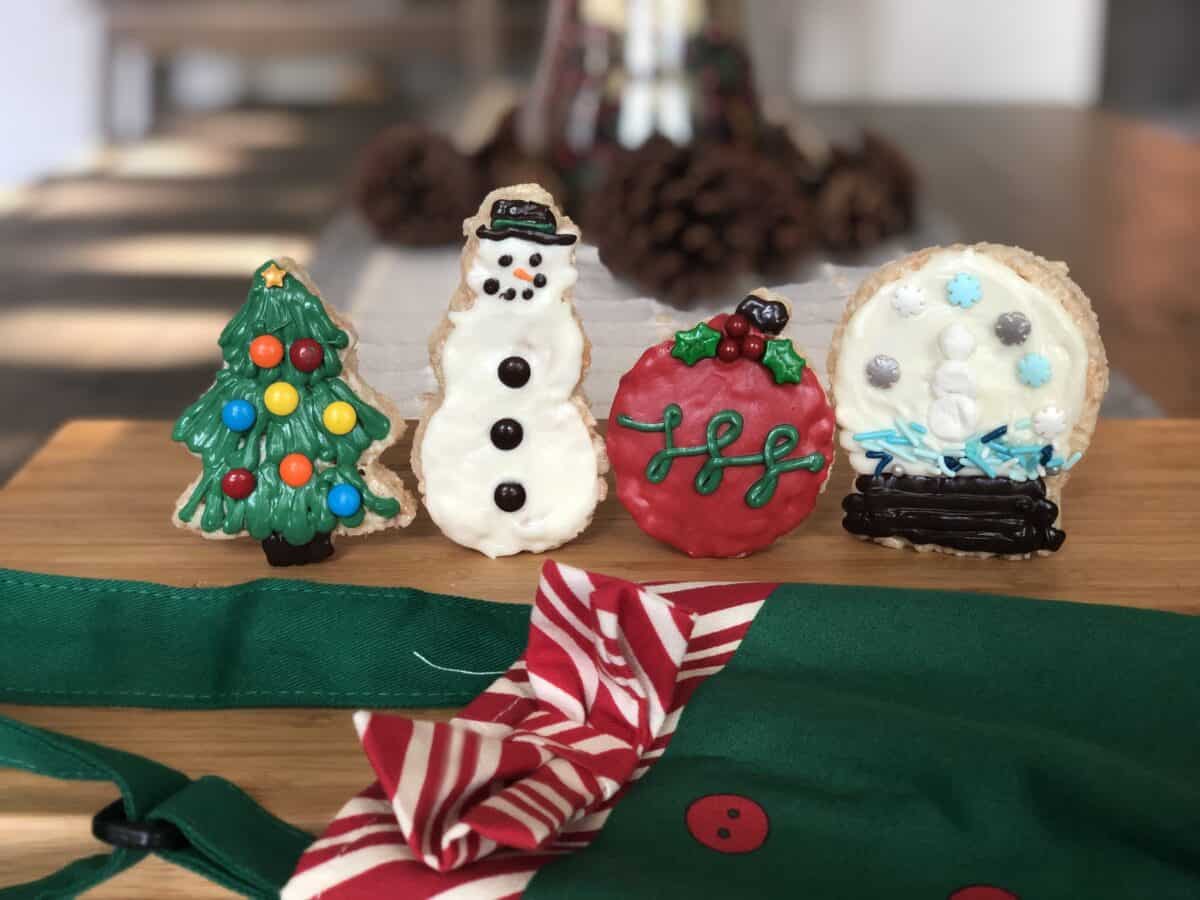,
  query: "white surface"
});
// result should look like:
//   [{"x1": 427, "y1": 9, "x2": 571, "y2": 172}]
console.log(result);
[
  {"x1": 783, "y1": 0, "x2": 1106, "y2": 105},
  {"x1": 334, "y1": 239, "x2": 868, "y2": 419}
]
